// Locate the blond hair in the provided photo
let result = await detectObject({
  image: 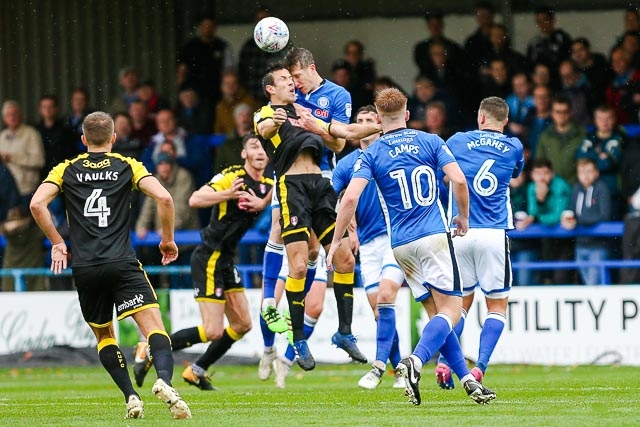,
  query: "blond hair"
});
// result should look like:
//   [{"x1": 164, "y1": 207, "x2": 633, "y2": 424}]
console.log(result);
[
  {"x1": 82, "y1": 111, "x2": 114, "y2": 146},
  {"x1": 479, "y1": 96, "x2": 509, "y2": 122}
]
